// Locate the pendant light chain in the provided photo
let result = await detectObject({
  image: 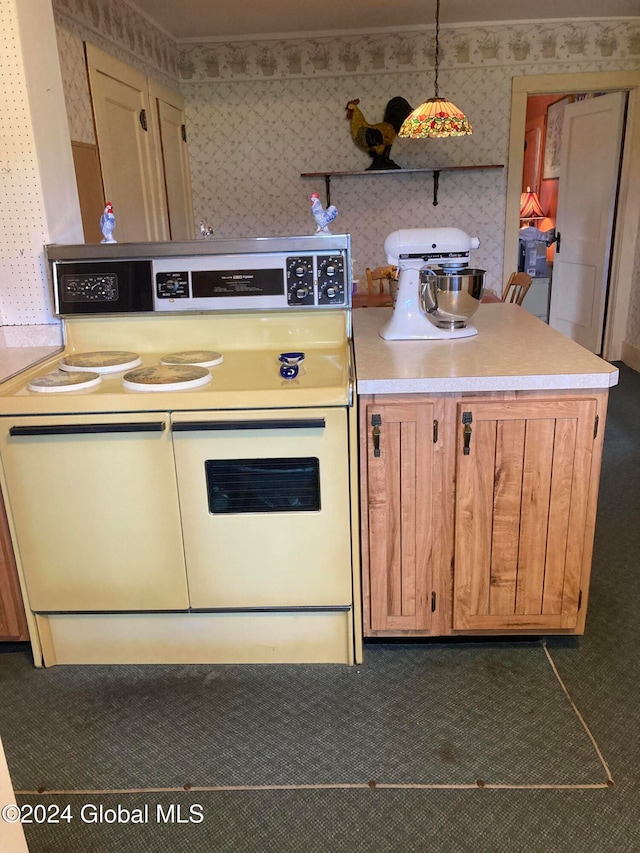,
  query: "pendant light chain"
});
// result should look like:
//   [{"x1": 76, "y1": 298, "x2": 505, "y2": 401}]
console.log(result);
[
  {"x1": 434, "y1": 0, "x2": 440, "y2": 99},
  {"x1": 397, "y1": 0, "x2": 472, "y2": 137}
]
